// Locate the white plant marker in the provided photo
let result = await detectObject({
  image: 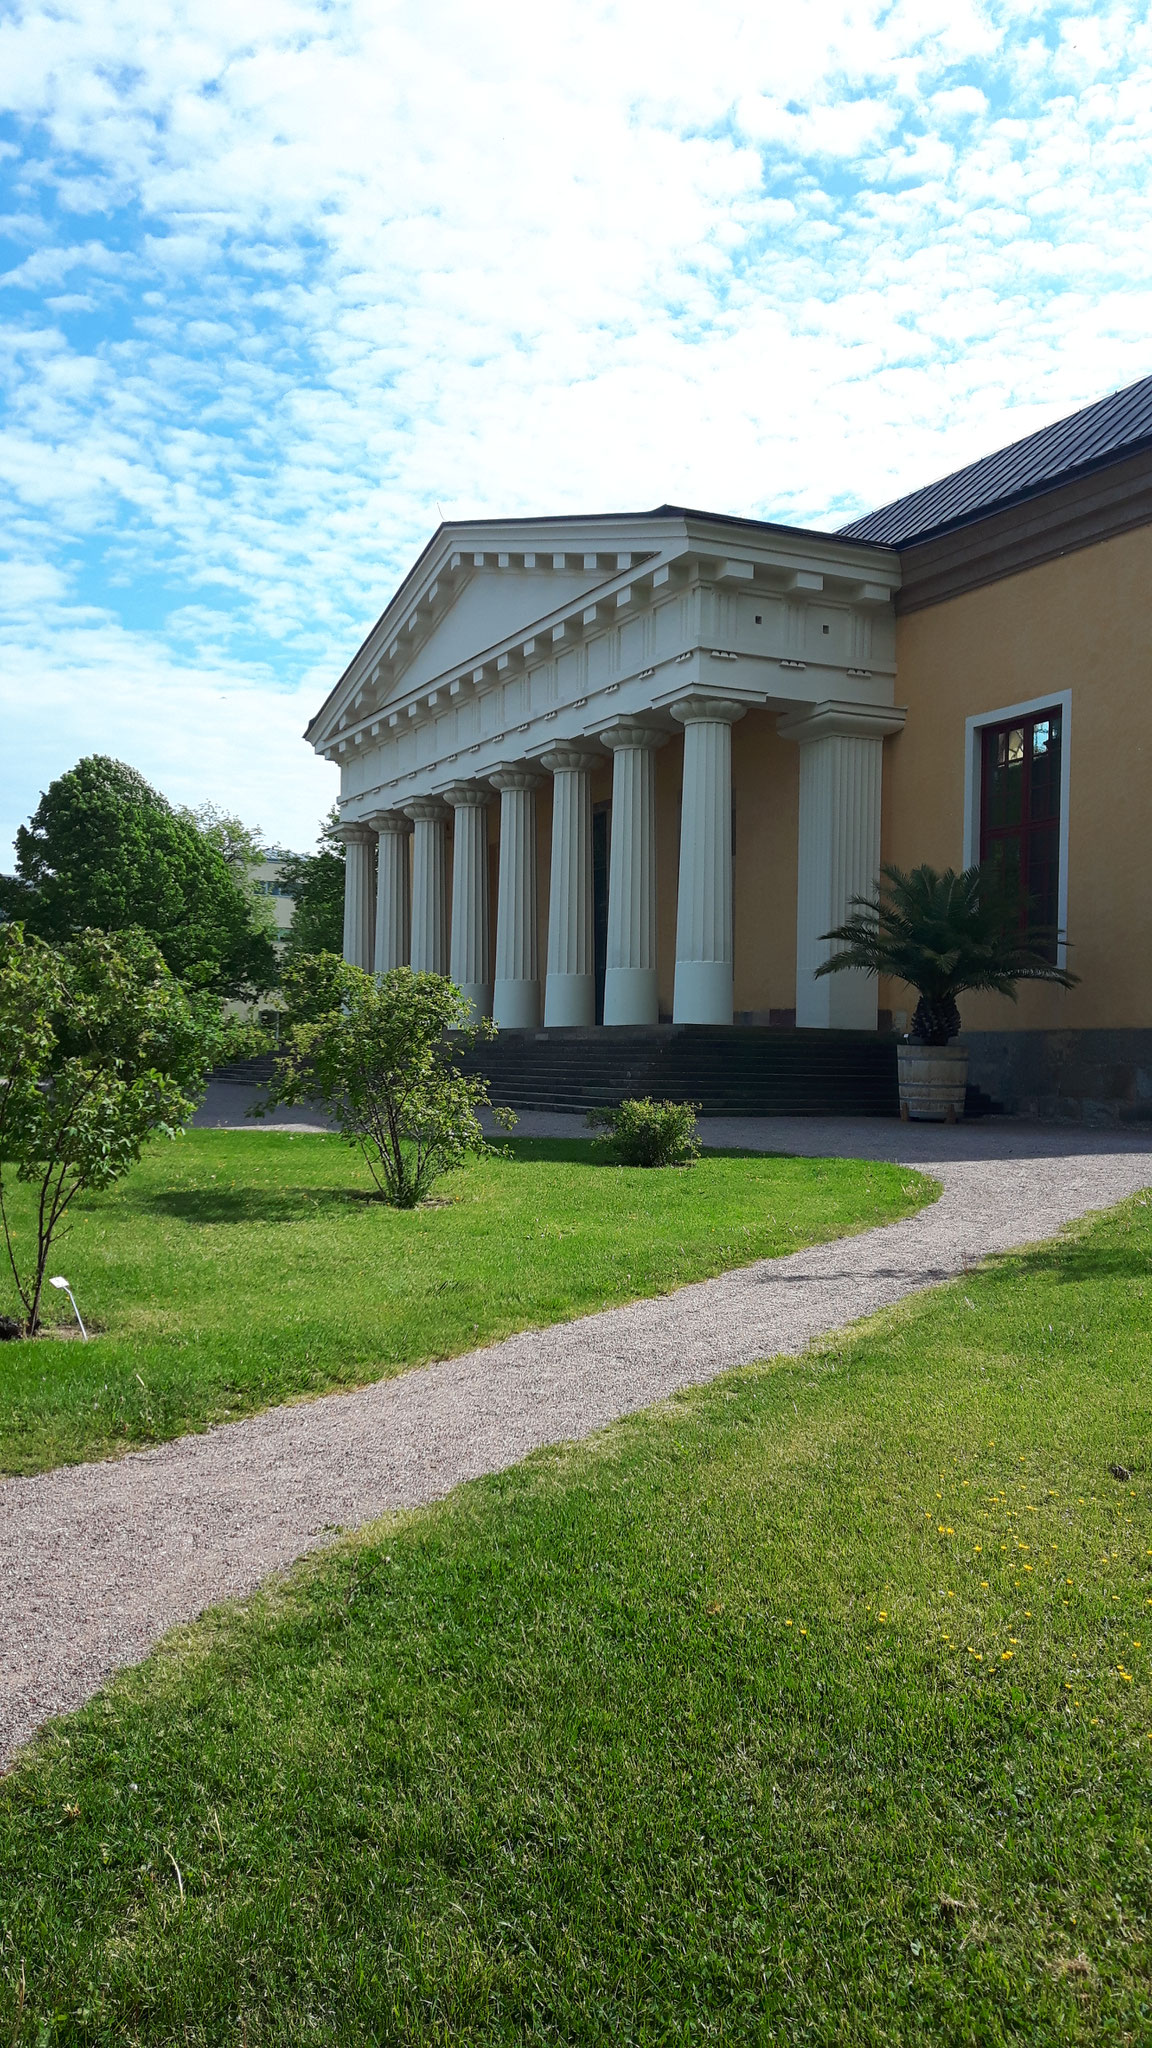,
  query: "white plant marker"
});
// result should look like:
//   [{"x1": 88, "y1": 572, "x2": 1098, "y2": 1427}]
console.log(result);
[{"x1": 49, "y1": 1276, "x2": 88, "y2": 1340}]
